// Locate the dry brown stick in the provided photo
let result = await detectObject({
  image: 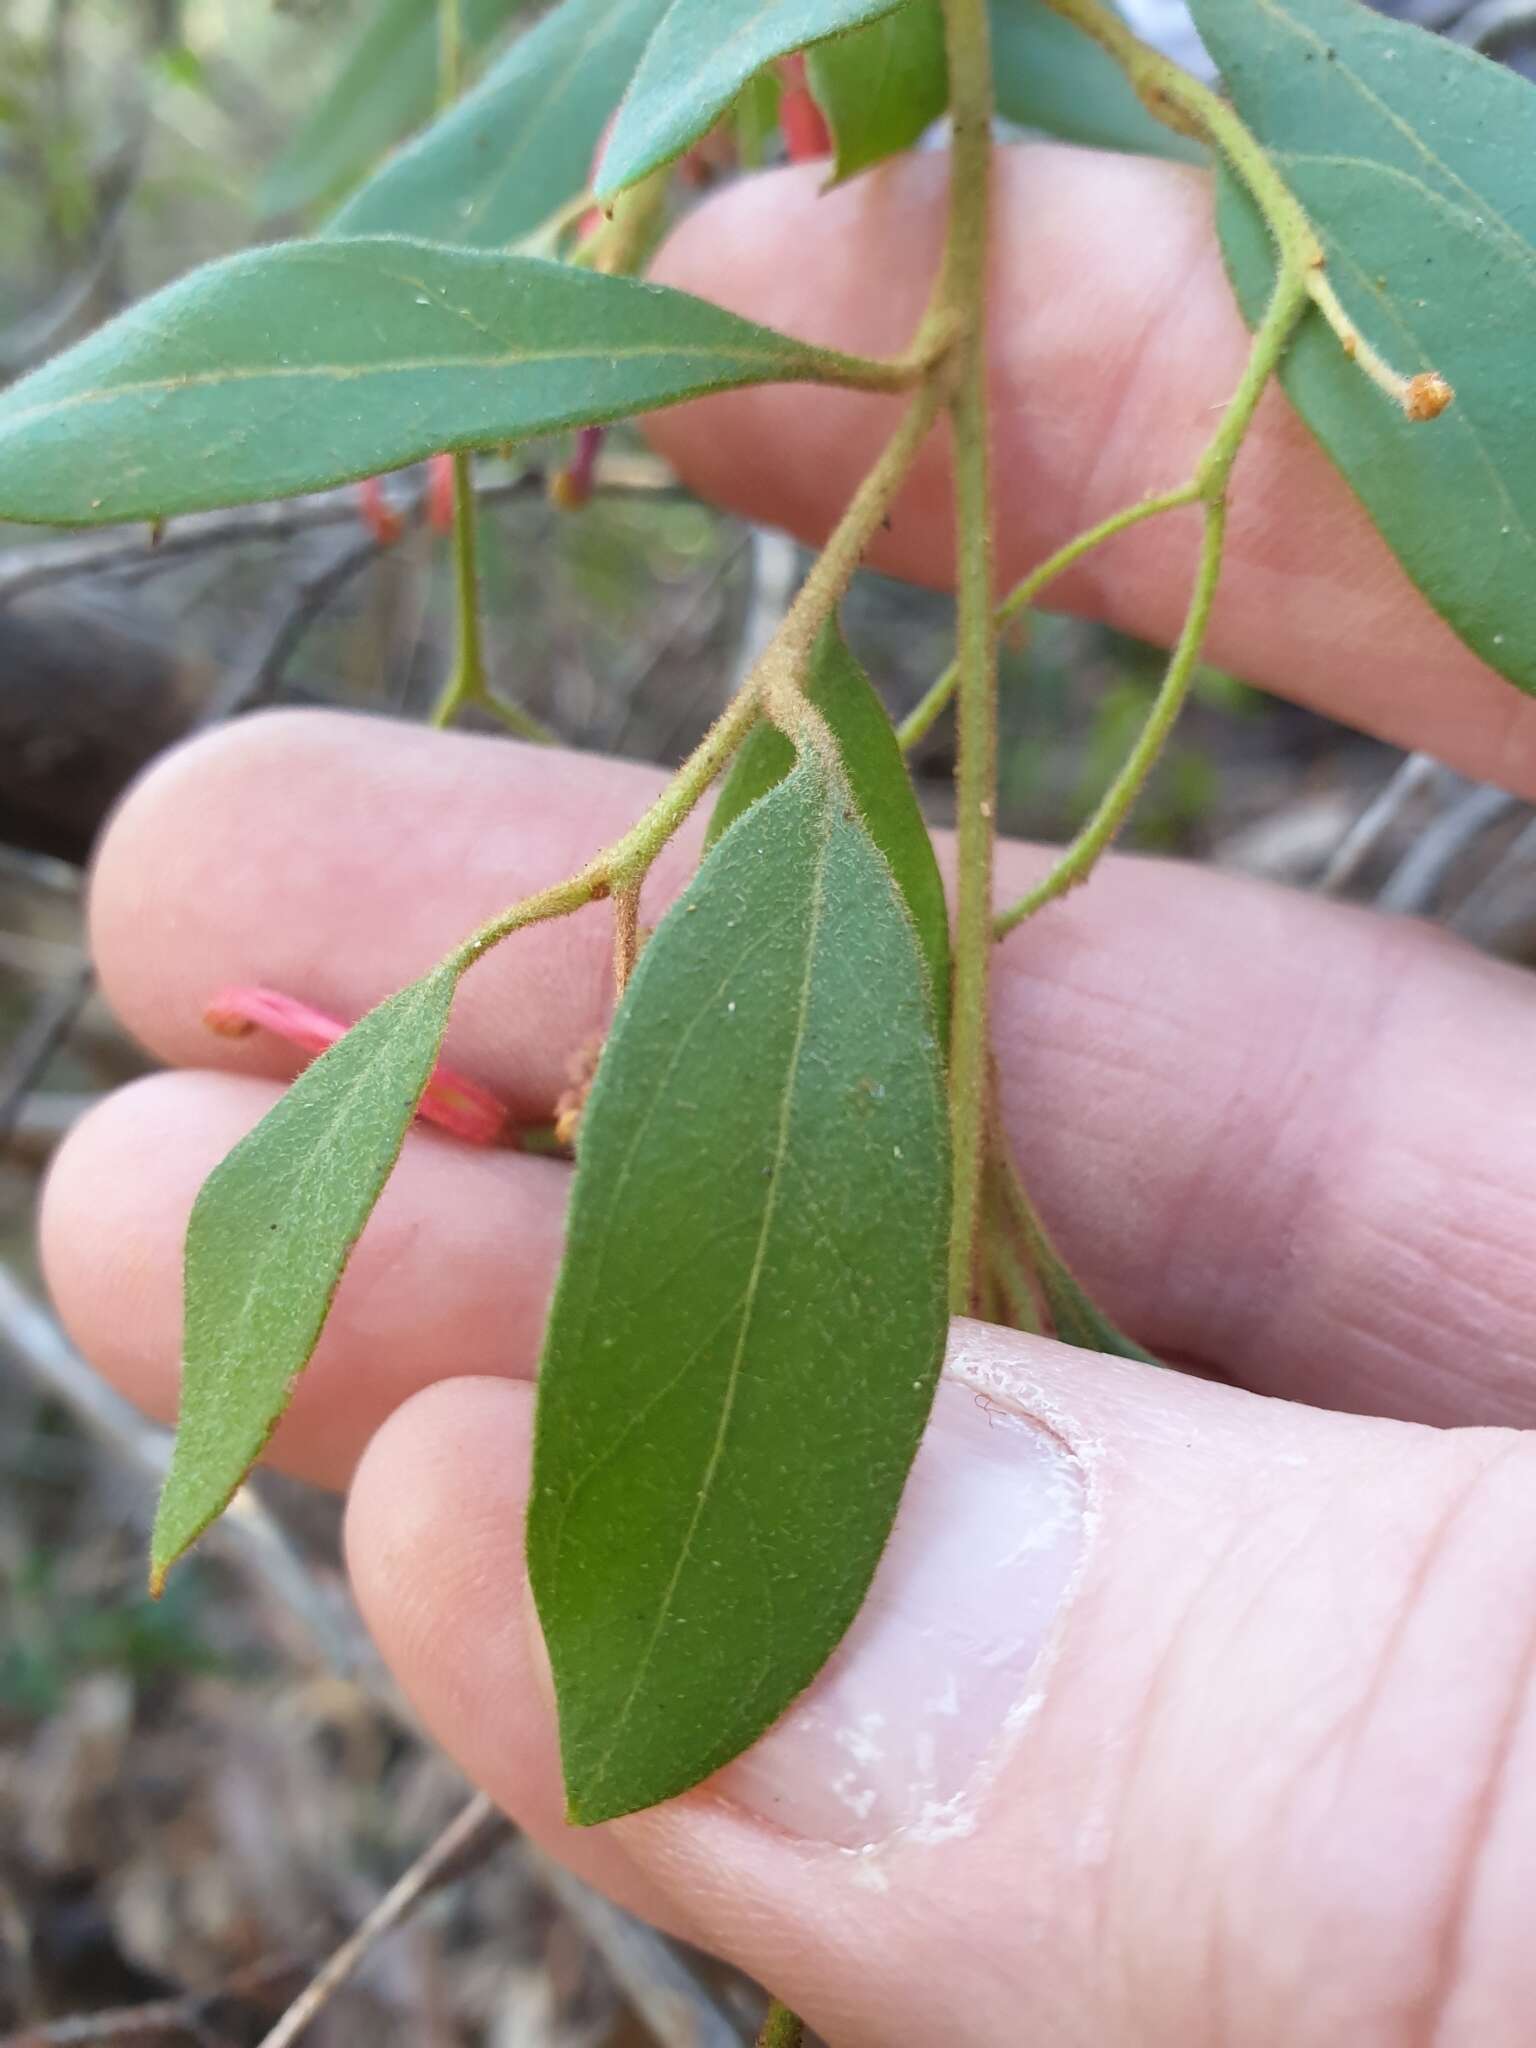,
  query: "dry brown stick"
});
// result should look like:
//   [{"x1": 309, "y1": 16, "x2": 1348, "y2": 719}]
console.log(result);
[
  {"x1": 0, "y1": 1272, "x2": 750, "y2": 2047},
  {"x1": 254, "y1": 1796, "x2": 510, "y2": 2048},
  {"x1": 0, "y1": 1954, "x2": 303, "y2": 2045},
  {"x1": 0, "y1": 457, "x2": 677, "y2": 608}
]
